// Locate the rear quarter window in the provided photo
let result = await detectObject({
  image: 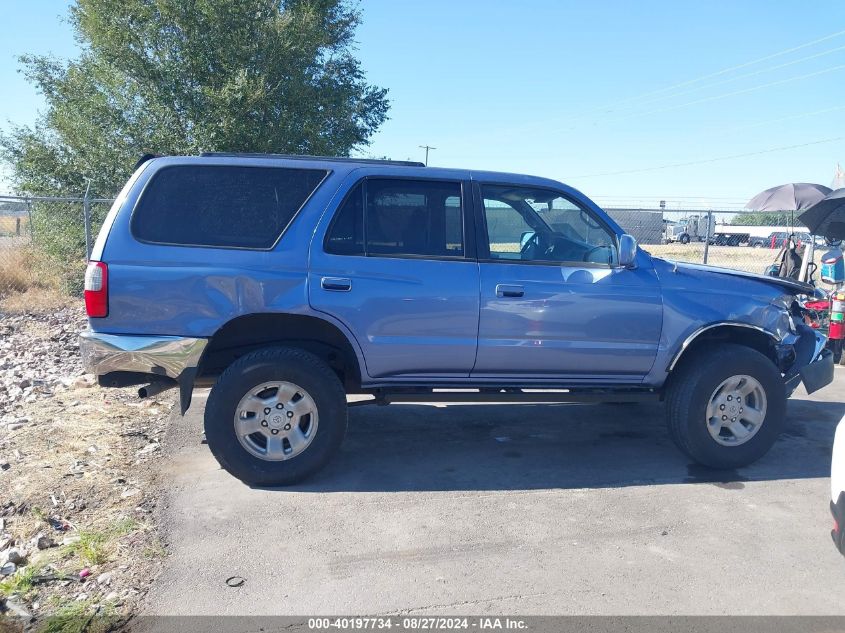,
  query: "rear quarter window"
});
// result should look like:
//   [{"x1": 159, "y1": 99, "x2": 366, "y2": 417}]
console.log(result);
[{"x1": 131, "y1": 165, "x2": 327, "y2": 248}]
